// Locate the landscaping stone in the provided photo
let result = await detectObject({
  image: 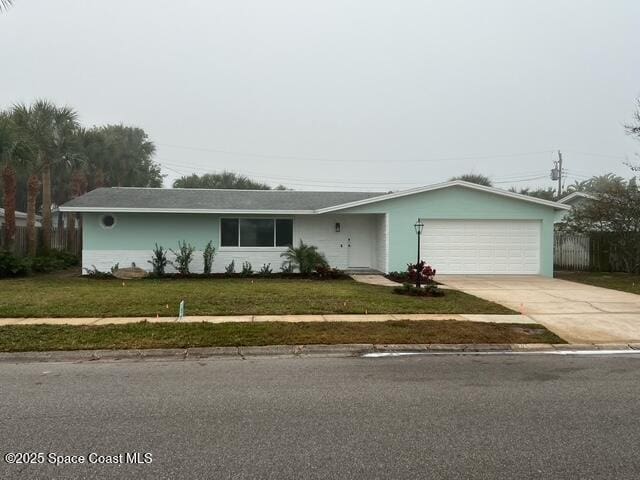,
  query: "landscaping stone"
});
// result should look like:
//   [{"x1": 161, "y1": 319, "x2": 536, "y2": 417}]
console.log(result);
[{"x1": 112, "y1": 267, "x2": 148, "y2": 280}]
